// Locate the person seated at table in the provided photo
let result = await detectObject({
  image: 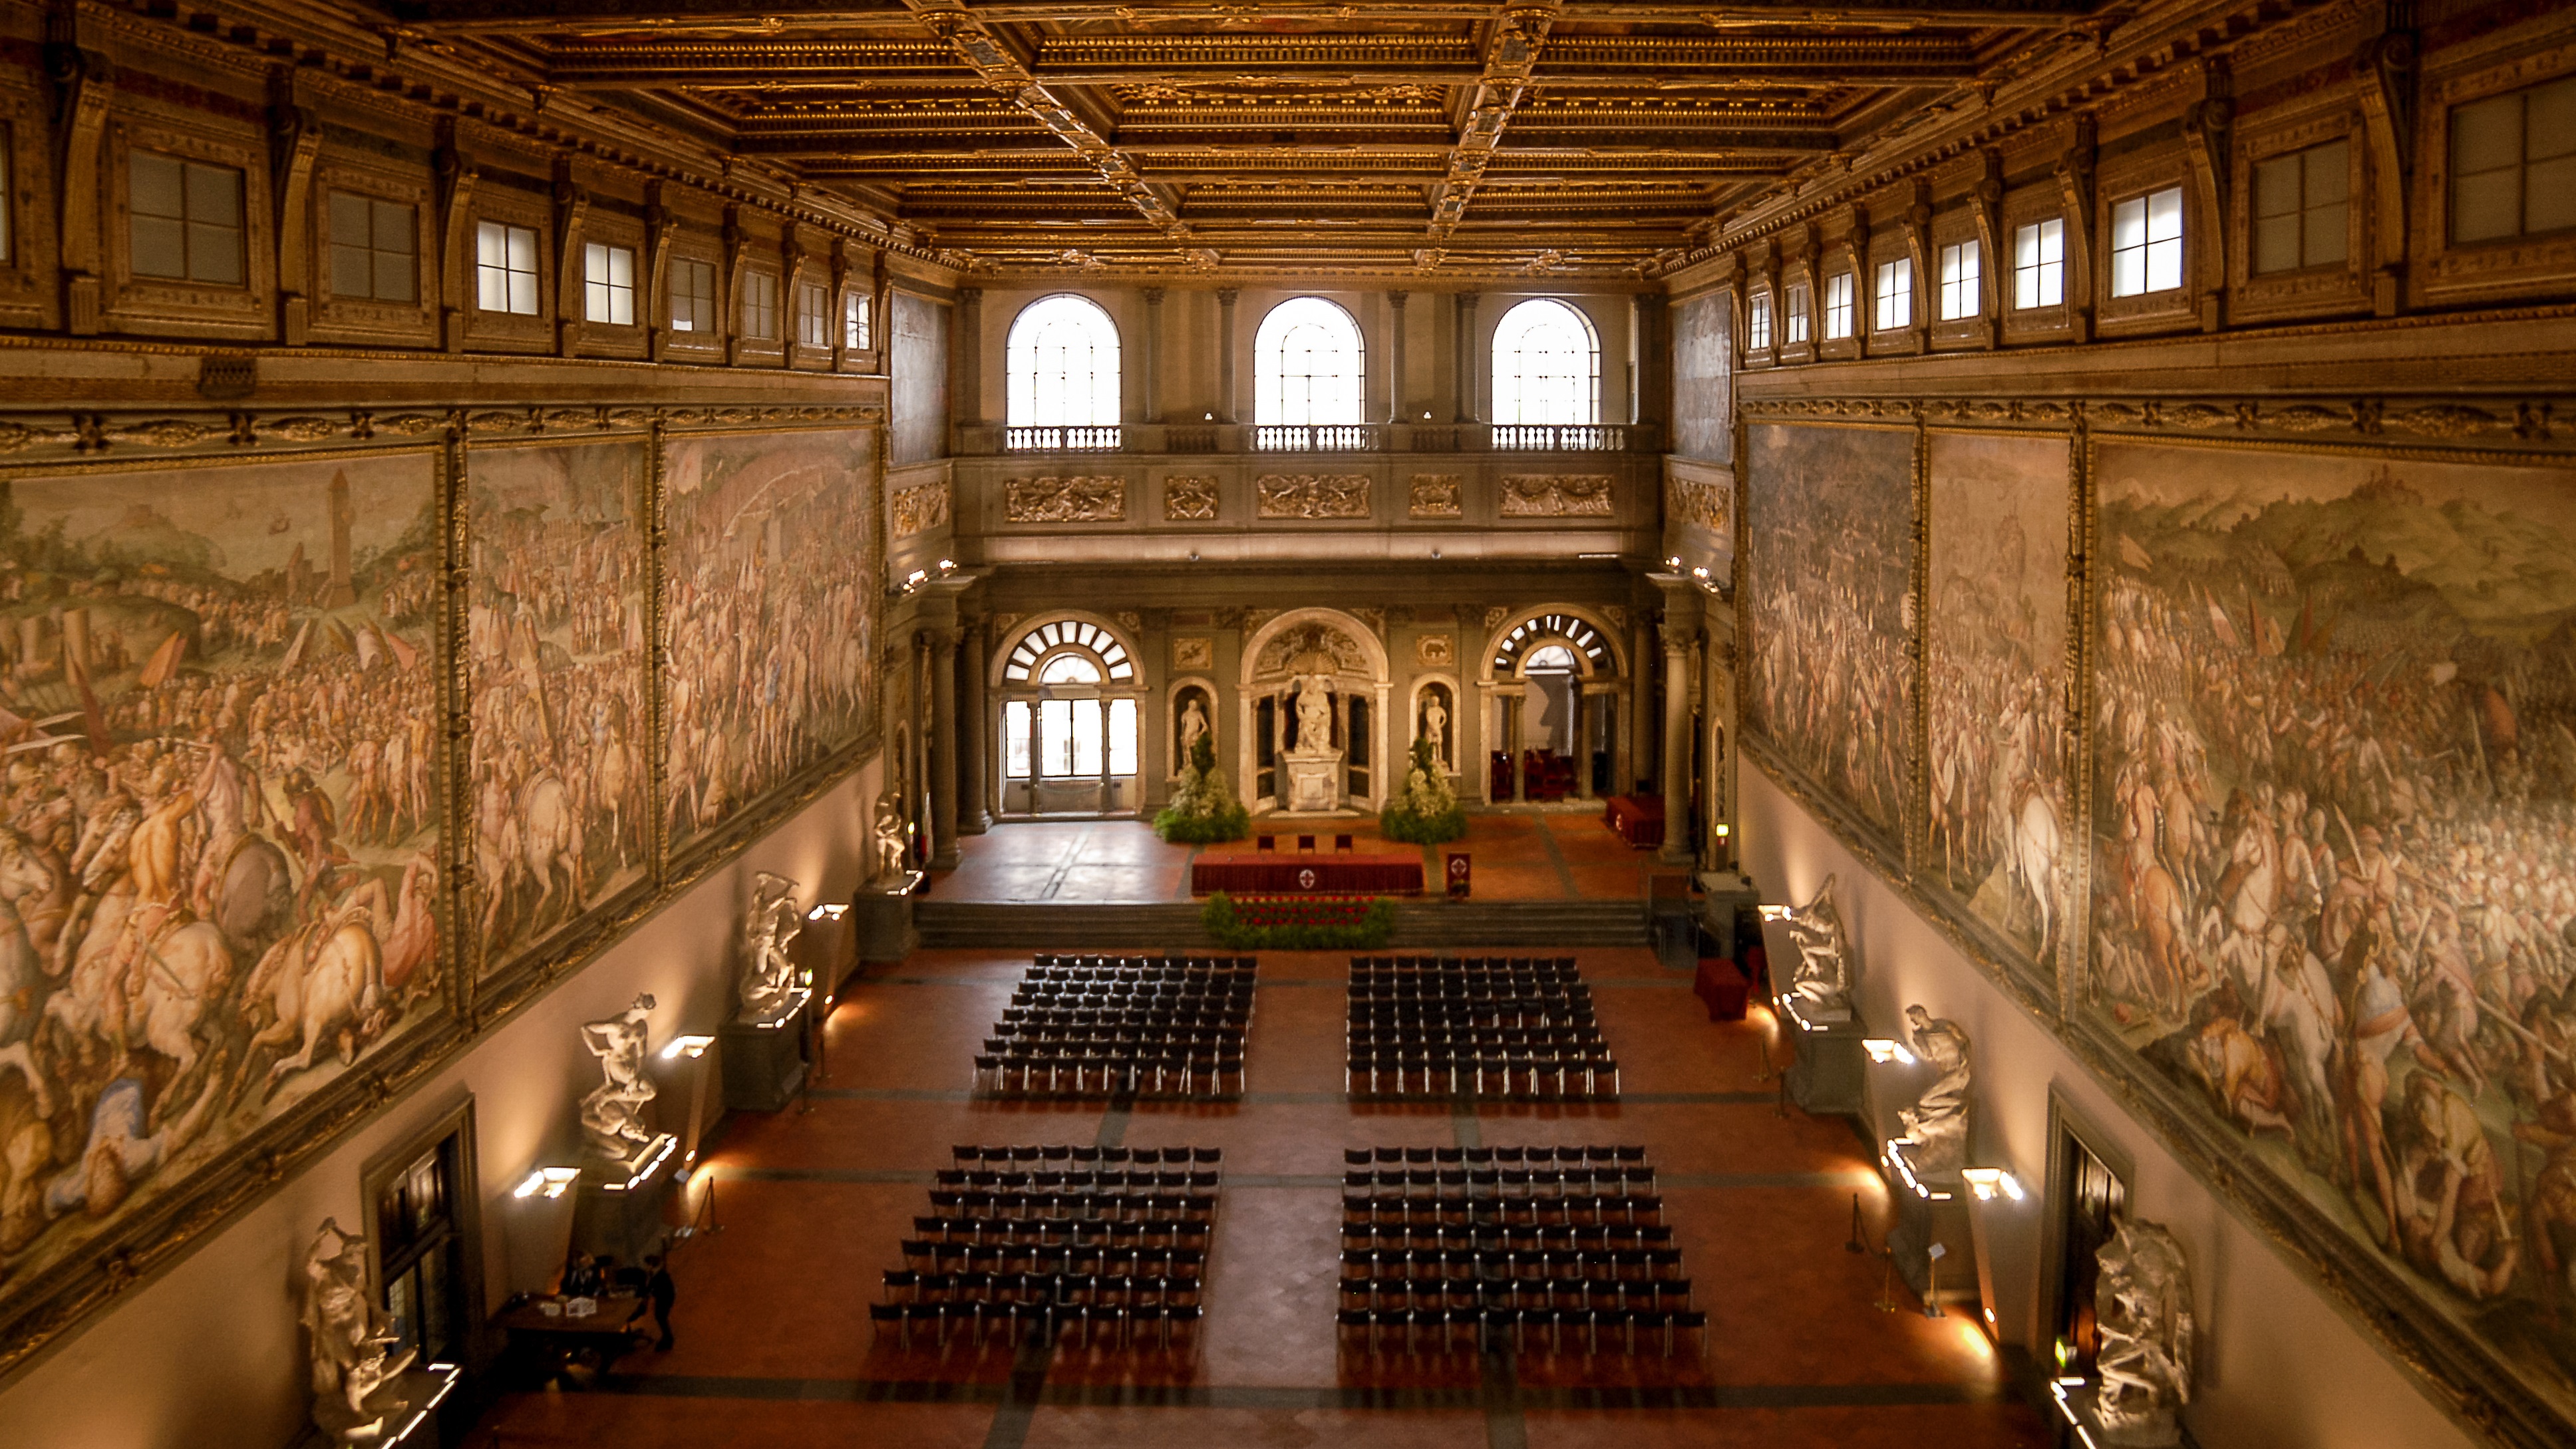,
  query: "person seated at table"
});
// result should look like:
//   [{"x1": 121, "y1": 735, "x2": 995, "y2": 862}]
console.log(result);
[{"x1": 561, "y1": 1251, "x2": 605, "y2": 1299}]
